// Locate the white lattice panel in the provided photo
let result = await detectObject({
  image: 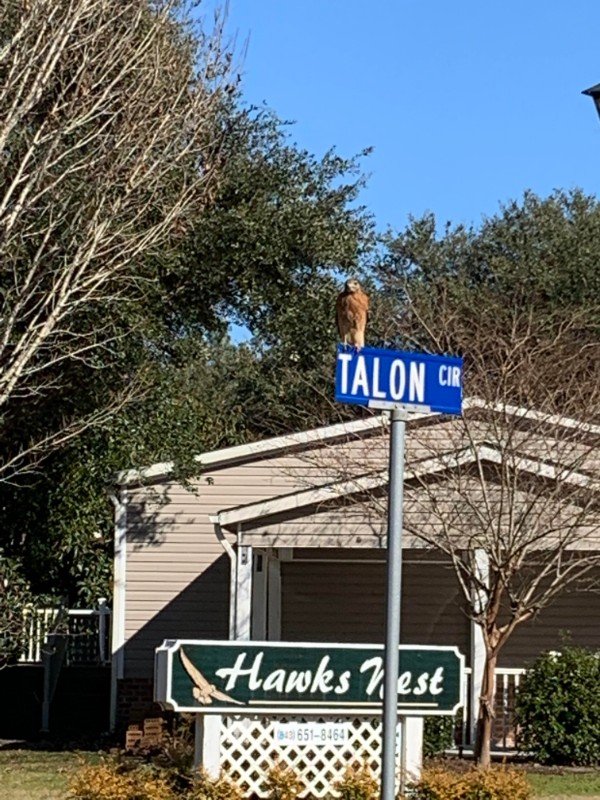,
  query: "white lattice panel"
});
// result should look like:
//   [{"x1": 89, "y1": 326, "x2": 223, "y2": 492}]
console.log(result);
[{"x1": 220, "y1": 716, "x2": 391, "y2": 797}]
